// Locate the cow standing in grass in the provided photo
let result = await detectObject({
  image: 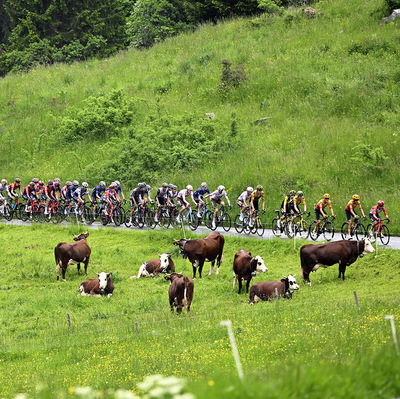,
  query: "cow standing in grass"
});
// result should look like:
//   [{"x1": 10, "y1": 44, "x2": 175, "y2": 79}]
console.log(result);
[
  {"x1": 54, "y1": 232, "x2": 91, "y2": 281},
  {"x1": 165, "y1": 273, "x2": 194, "y2": 314}
]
